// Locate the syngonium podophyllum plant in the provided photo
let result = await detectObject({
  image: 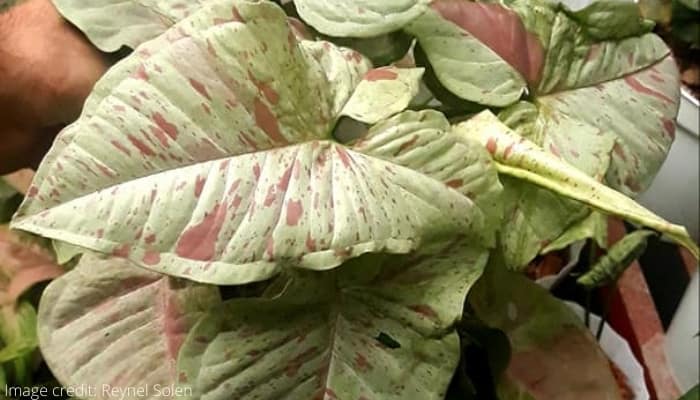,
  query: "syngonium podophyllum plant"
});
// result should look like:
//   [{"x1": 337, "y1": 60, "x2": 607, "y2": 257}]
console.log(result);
[{"x1": 5, "y1": 0, "x2": 699, "y2": 398}]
